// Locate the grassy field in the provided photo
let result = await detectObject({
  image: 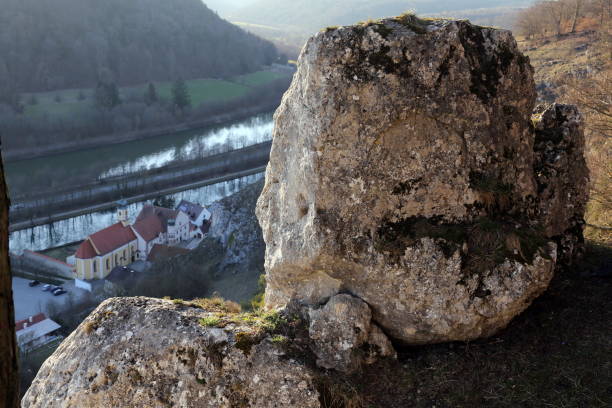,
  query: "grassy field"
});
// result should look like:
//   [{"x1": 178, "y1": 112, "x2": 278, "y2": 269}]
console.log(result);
[
  {"x1": 22, "y1": 69, "x2": 290, "y2": 118},
  {"x1": 41, "y1": 242, "x2": 81, "y2": 264}
]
